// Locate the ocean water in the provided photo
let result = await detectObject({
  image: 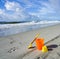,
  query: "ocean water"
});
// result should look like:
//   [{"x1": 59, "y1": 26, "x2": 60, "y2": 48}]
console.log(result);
[{"x1": 0, "y1": 21, "x2": 60, "y2": 37}]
